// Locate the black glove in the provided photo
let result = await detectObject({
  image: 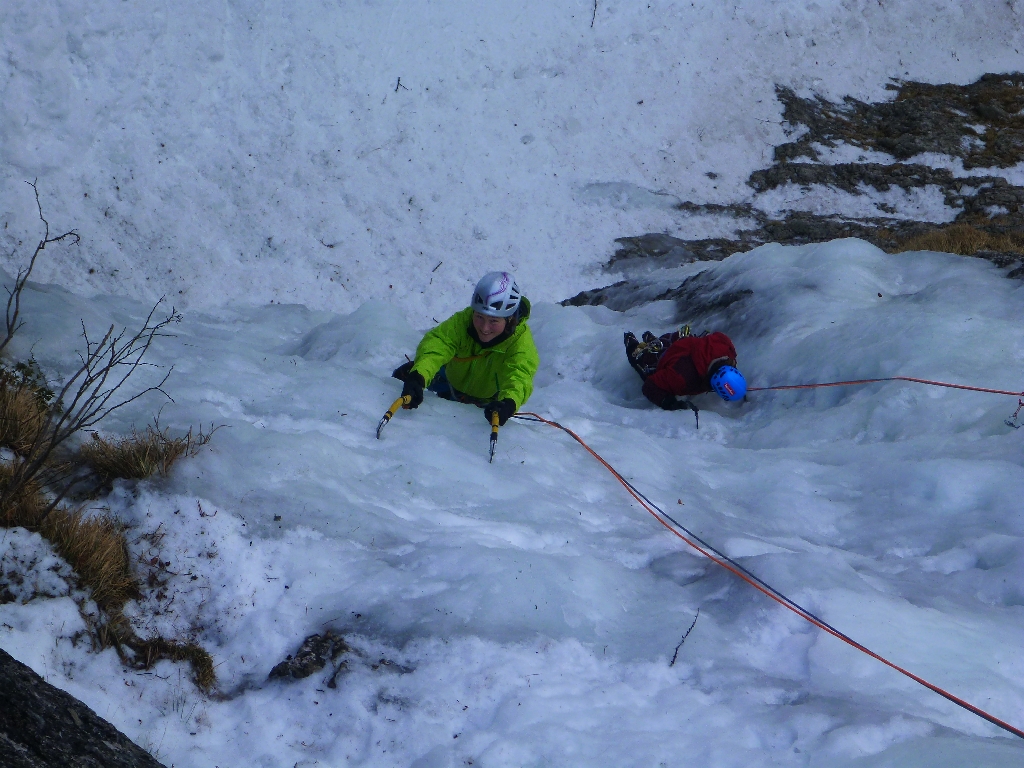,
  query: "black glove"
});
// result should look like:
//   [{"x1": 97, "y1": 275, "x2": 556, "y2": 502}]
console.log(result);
[
  {"x1": 483, "y1": 398, "x2": 517, "y2": 426},
  {"x1": 401, "y1": 371, "x2": 425, "y2": 409},
  {"x1": 623, "y1": 331, "x2": 638, "y2": 351},
  {"x1": 392, "y1": 360, "x2": 414, "y2": 381},
  {"x1": 662, "y1": 397, "x2": 699, "y2": 427},
  {"x1": 625, "y1": 331, "x2": 654, "y2": 380}
]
